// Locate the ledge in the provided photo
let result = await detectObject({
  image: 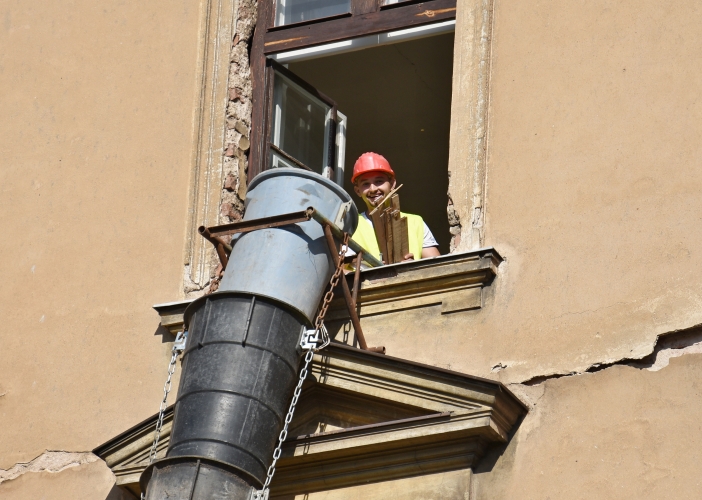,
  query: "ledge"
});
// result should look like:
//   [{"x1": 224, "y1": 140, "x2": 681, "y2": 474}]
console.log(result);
[
  {"x1": 332, "y1": 247, "x2": 501, "y2": 319},
  {"x1": 152, "y1": 248, "x2": 502, "y2": 334},
  {"x1": 94, "y1": 342, "x2": 525, "y2": 497}
]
